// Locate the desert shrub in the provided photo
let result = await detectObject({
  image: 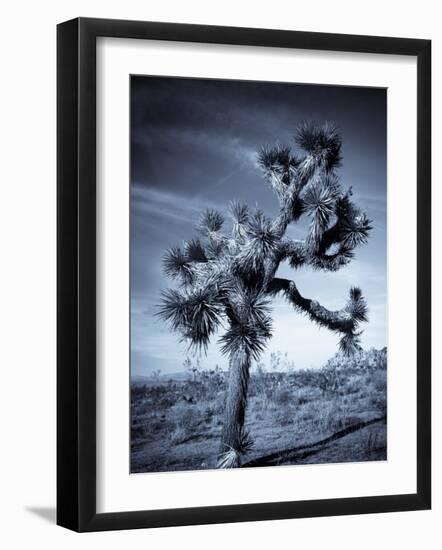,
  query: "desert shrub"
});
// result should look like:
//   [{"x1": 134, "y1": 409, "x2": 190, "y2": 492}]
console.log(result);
[
  {"x1": 166, "y1": 403, "x2": 206, "y2": 445},
  {"x1": 249, "y1": 362, "x2": 270, "y2": 399},
  {"x1": 212, "y1": 392, "x2": 226, "y2": 415},
  {"x1": 137, "y1": 384, "x2": 177, "y2": 411},
  {"x1": 180, "y1": 359, "x2": 227, "y2": 402},
  {"x1": 176, "y1": 406, "x2": 199, "y2": 430},
  {"x1": 172, "y1": 402, "x2": 204, "y2": 431},
  {"x1": 325, "y1": 347, "x2": 387, "y2": 371},
  {"x1": 249, "y1": 397, "x2": 266, "y2": 421},
  {"x1": 364, "y1": 430, "x2": 380, "y2": 453},
  {"x1": 272, "y1": 388, "x2": 291, "y2": 406},
  {"x1": 150, "y1": 417, "x2": 173, "y2": 434},
  {"x1": 131, "y1": 383, "x2": 149, "y2": 399},
  {"x1": 371, "y1": 369, "x2": 387, "y2": 393},
  {"x1": 343, "y1": 375, "x2": 361, "y2": 395},
  {"x1": 269, "y1": 351, "x2": 295, "y2": 372},
  {"x1": 134, "y1": 400, "x2": 152, "y2": 417},
  {"x1": 275, "y1": 409, "x2": 294, "y2": 426},
  {"x1": 131, "y1": 424, "x2": 146, "y2": 440},
  {"x1": 316, "y1": 401, "x2": 340, "y2": 432},
  {"x1": 297, "y1": 400, "x2": 321, "y2": 425},
  {"x1": 204, "y1": 405, "x2": 216, "y2": 422},
  {"x1": 370, "y1": 395, "x2": 387, "y2": 416},
  {"x1": 169, "y1": 426, "x2": 188, "y2": 445},
  {"x1": 157, "y1": 395, "x2": 176, "y2": 409},
  {"x1": 299, "y1": 398, "x2": 361, "y2": 434},
  {"x1": 374, "y1": 379, "x2": 387, "y2": 393},
  {"x1": 290, "y1": 368, "x2": 318, "y2": 388},
  {"x1": 293, "y1": 385, "x2": 322, "y2": 405},
  {"x1": 289, "y1": 367, "x2": 345, "y2": 395},
  {"x1": 317, "y1": 368, "x2": 341, "y2": 394}
]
